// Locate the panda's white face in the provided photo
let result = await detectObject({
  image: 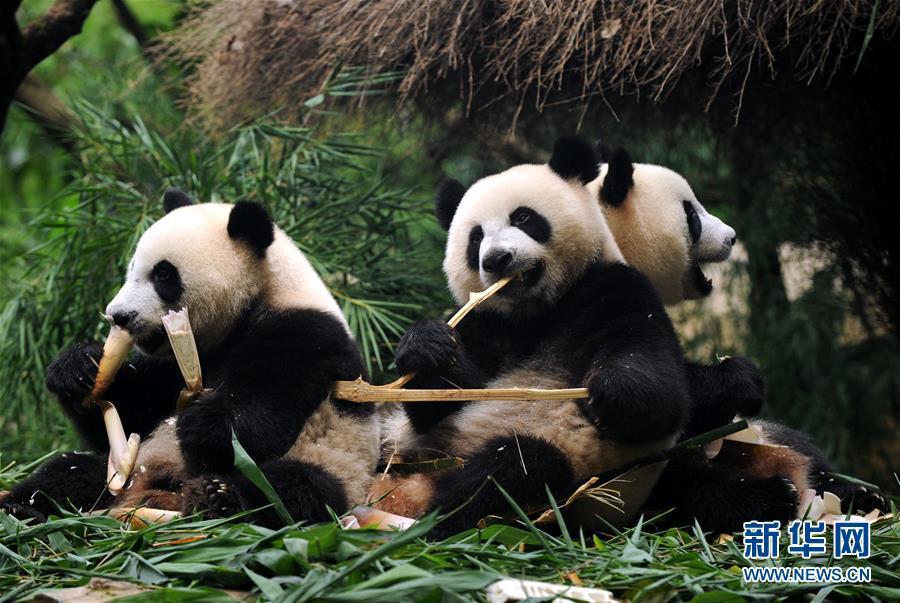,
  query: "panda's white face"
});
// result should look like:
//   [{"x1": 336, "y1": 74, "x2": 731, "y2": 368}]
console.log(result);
[
  {"x1": 590, "y1": 162, "x2": 736, "y2": 304},
  {"x1": 105, "y1": 204, "x2": 263, "y2": 355},
  {"x1": 444, "y1": 164, "x2": 623, "y2": 314}
]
